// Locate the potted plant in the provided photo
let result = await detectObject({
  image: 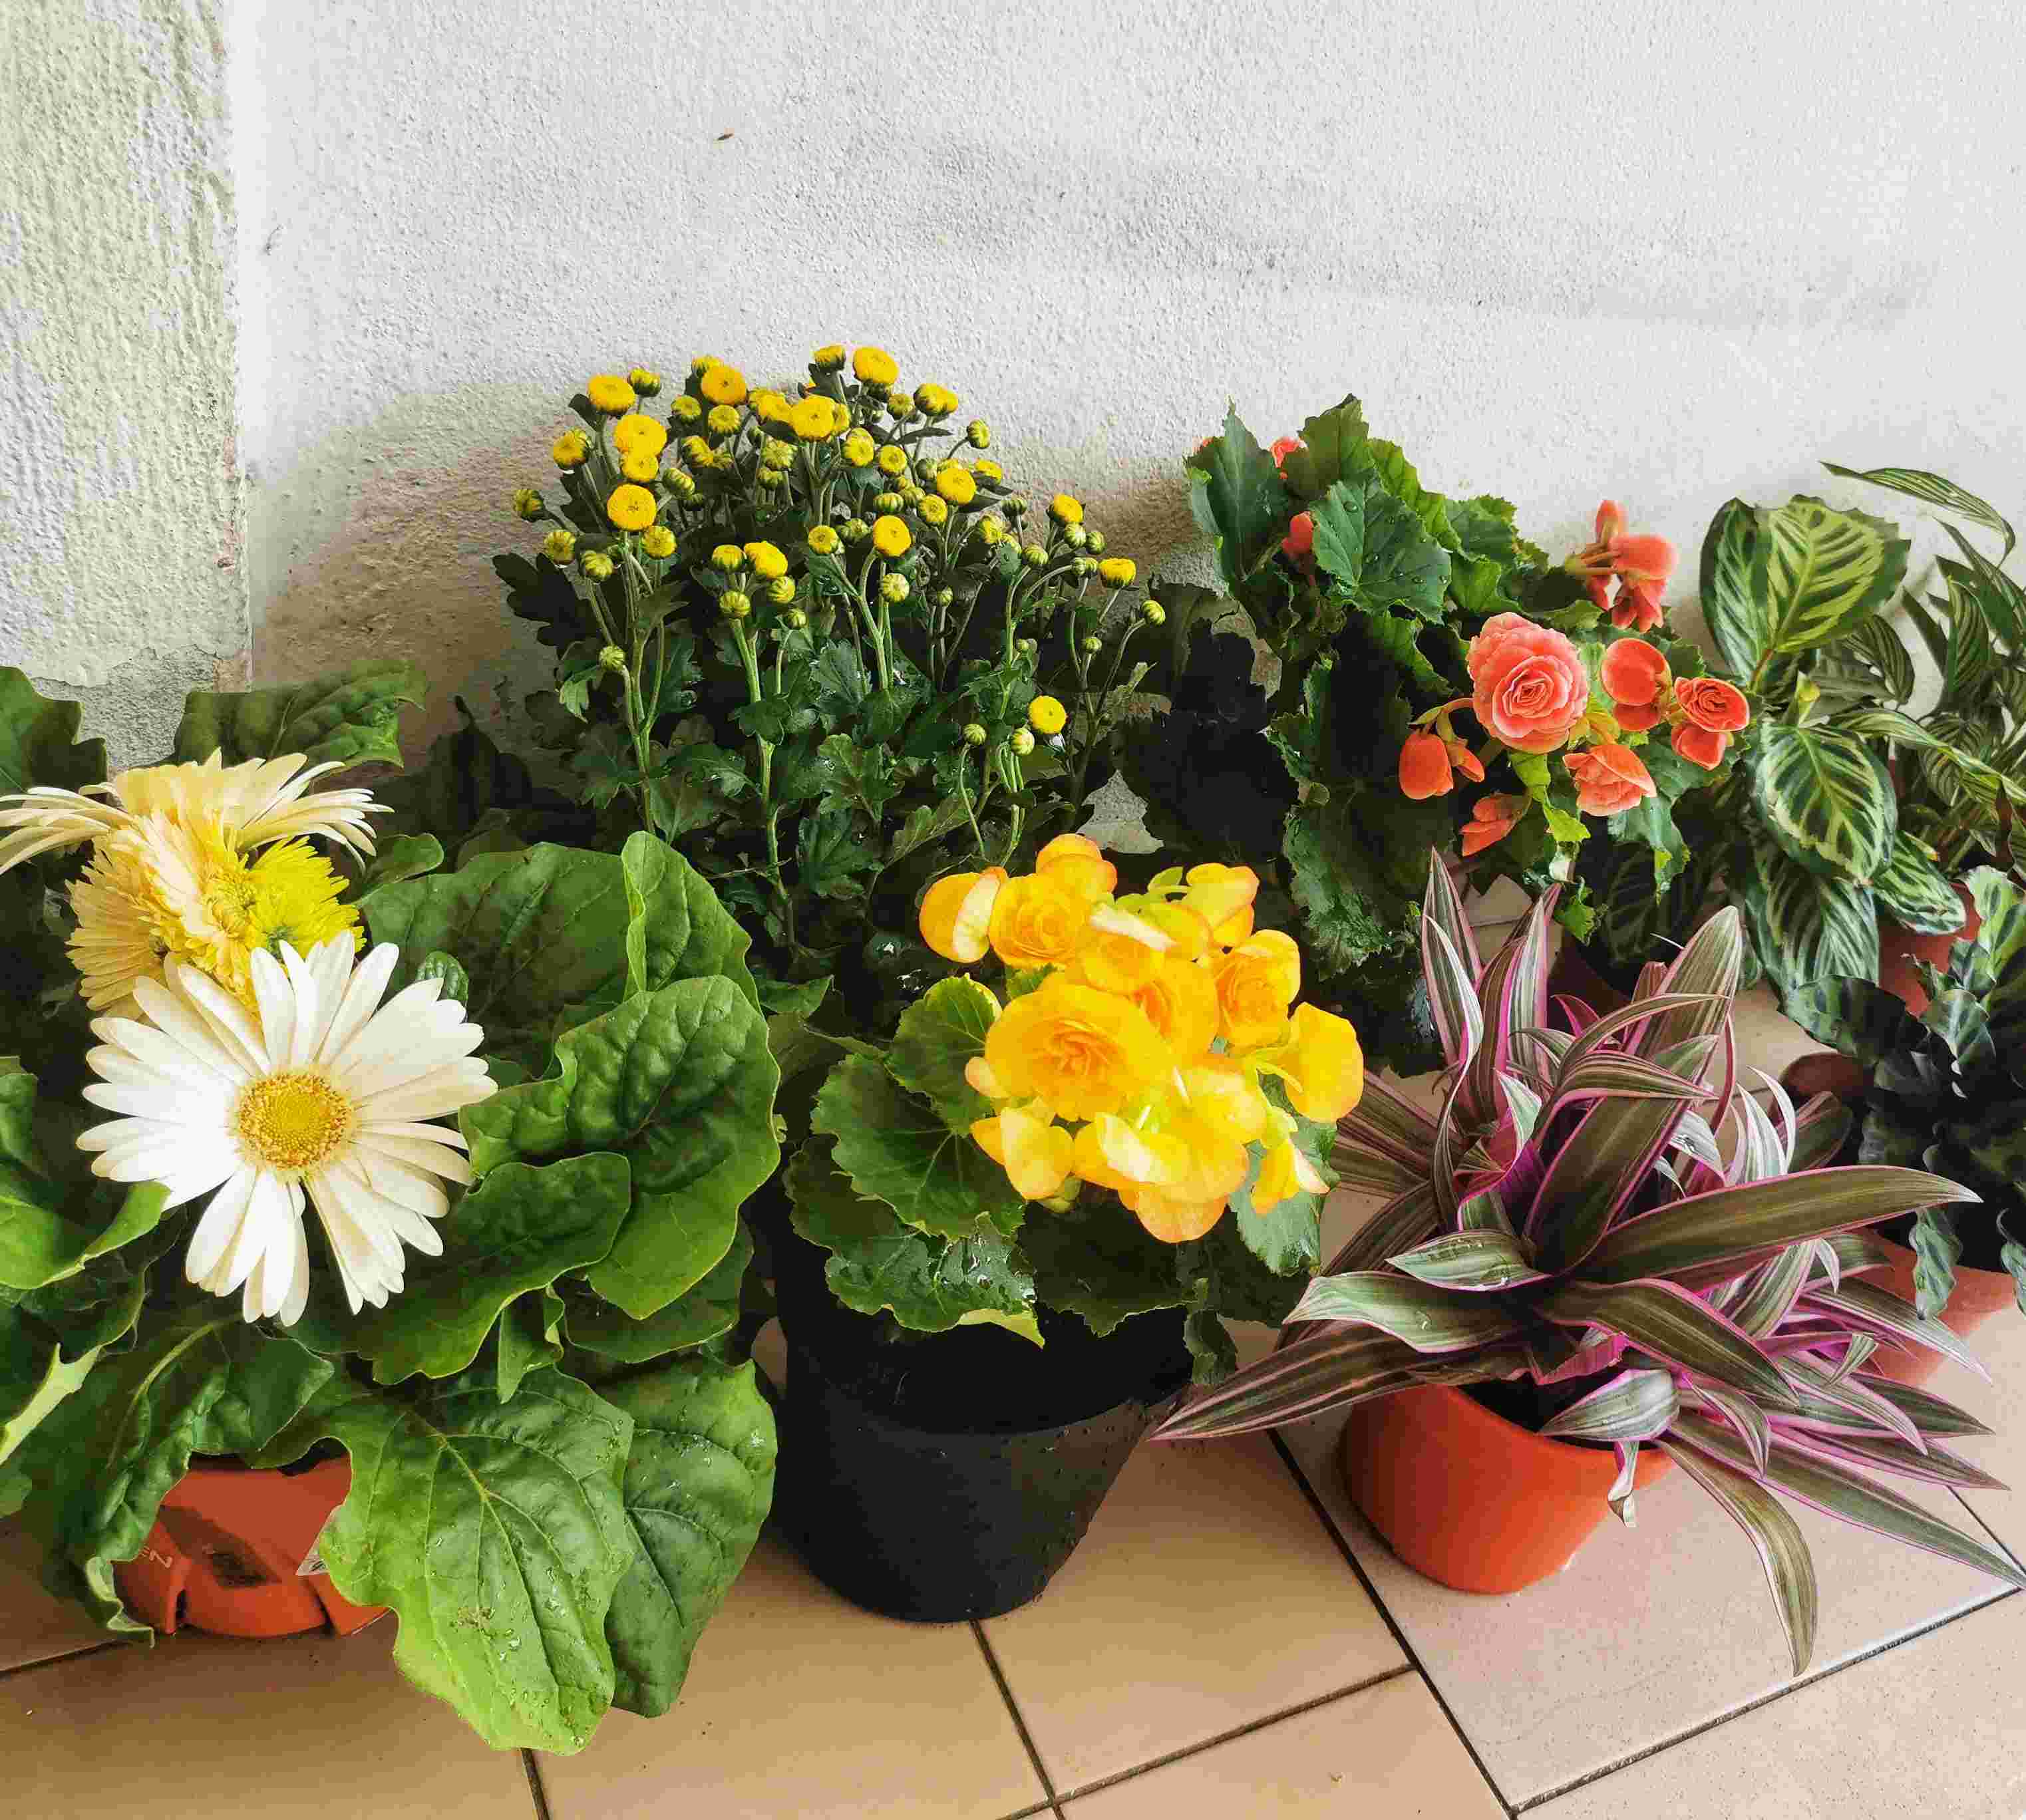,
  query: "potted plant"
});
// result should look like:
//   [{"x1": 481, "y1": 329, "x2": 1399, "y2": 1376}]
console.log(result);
[
  {"x1": 777, "y1": 839, "x2": 1365, "y2": 1620},
  {"x1": 1138, "y1": 394, "x2": 1745, "y2": 1067},
  {"x1": 1582, "y1": 464, "x2": 2025, "y2": 1010},
  {"x1": 1781, "y1": 865, "x2": 2026, "y2": 1373},
  {"x1": 0, "y1": 667, "x2": 782, "y2": 1753},
  {"x1": 492, "y1": 349, "x2": 1174, "y2": 1048},
  {"x1": 1152, "y1": 865, "x2": 2023, "y2": 1674}
]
